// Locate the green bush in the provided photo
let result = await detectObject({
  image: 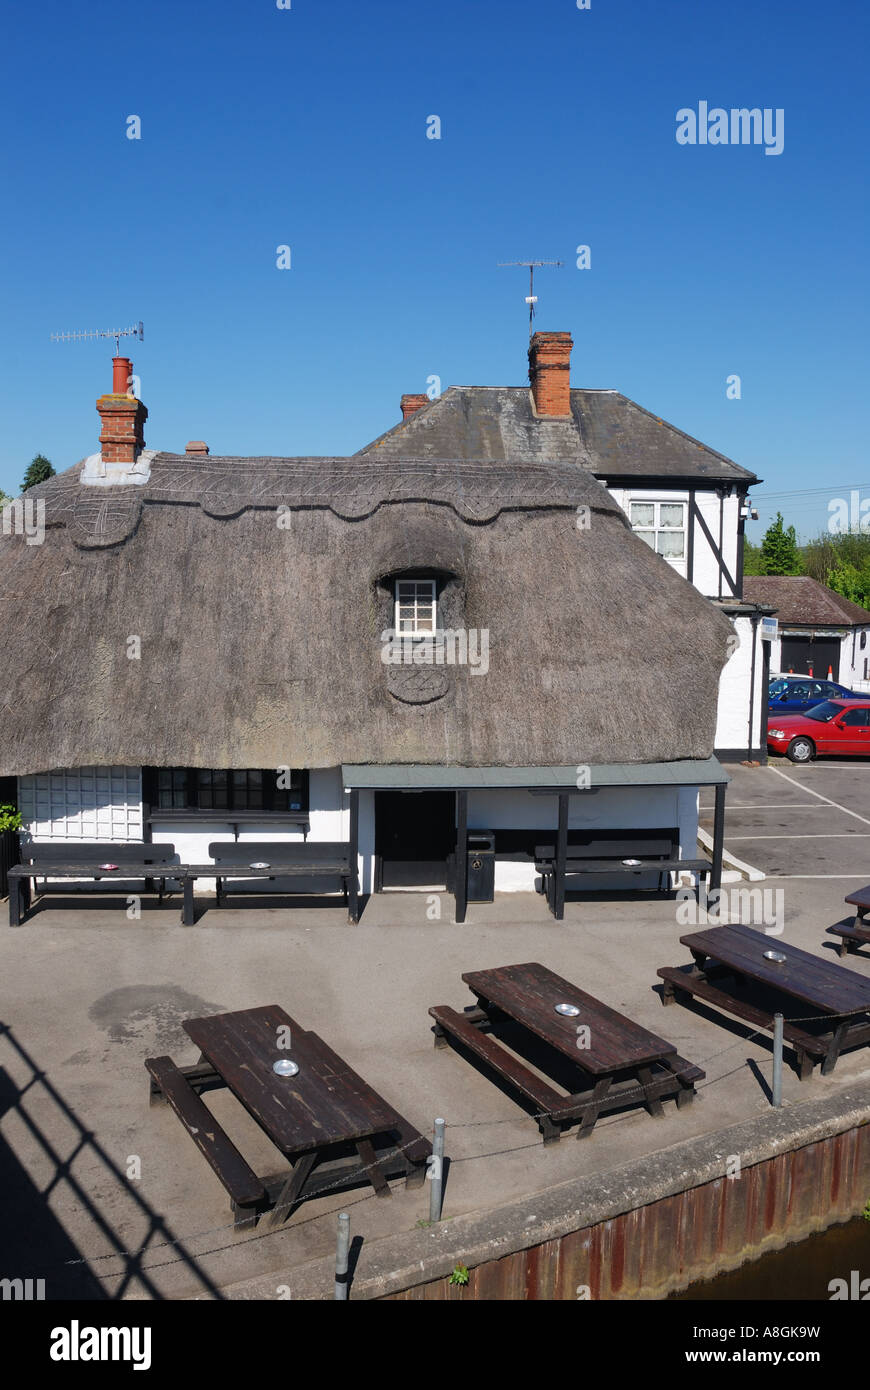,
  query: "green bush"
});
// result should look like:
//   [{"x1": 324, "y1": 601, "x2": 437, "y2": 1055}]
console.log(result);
[{"x1": 0, "y1": 805, "x2": 23, "y2": 833}]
